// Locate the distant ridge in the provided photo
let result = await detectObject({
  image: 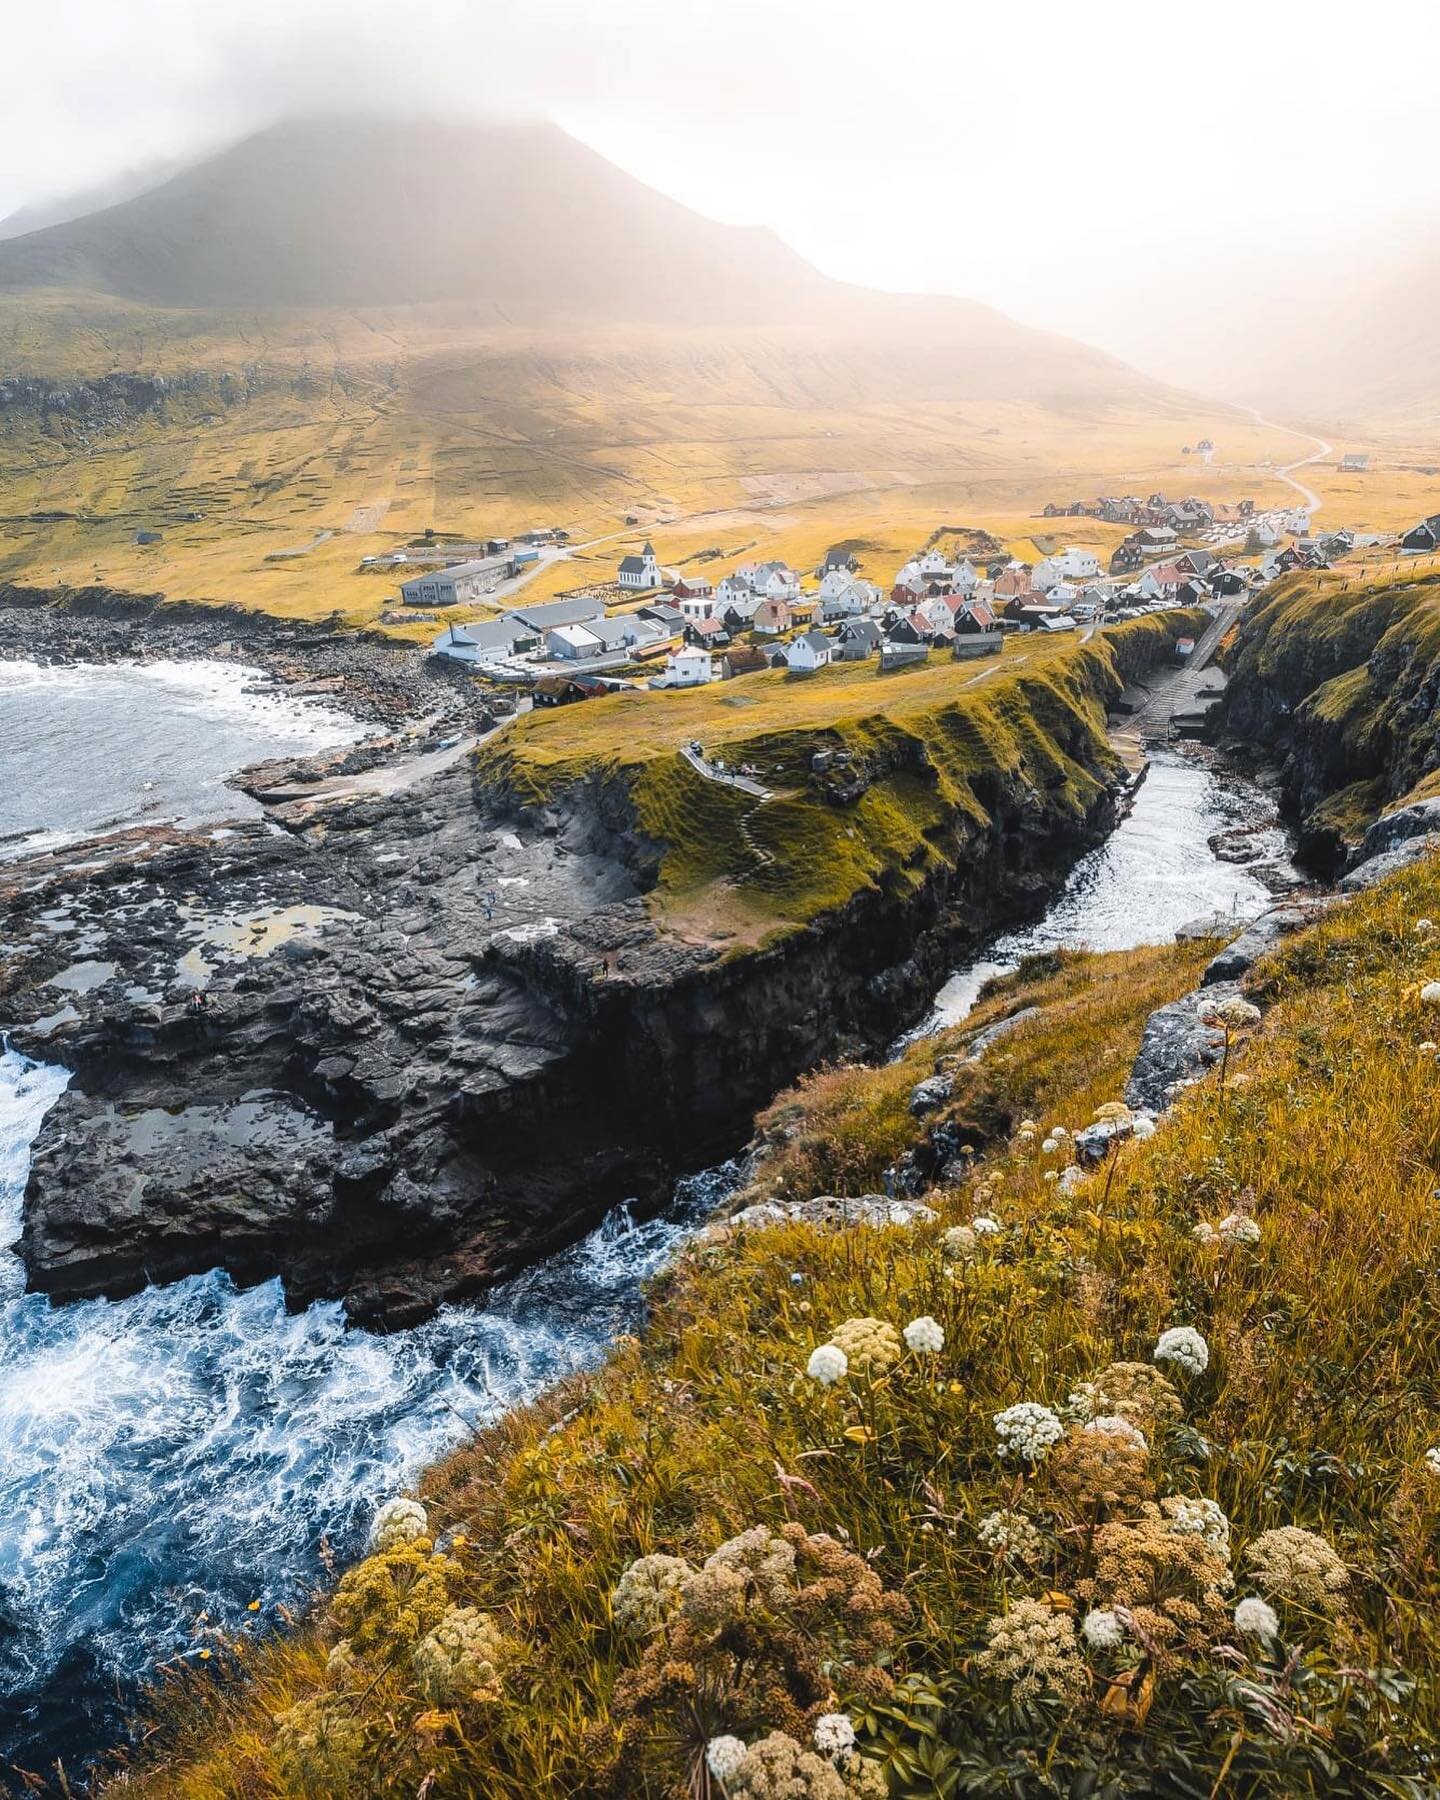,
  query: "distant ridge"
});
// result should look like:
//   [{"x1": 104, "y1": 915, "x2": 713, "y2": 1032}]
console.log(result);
[{"x1": 0, "y1": 114, "x2": 1190, "y2": 416}]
